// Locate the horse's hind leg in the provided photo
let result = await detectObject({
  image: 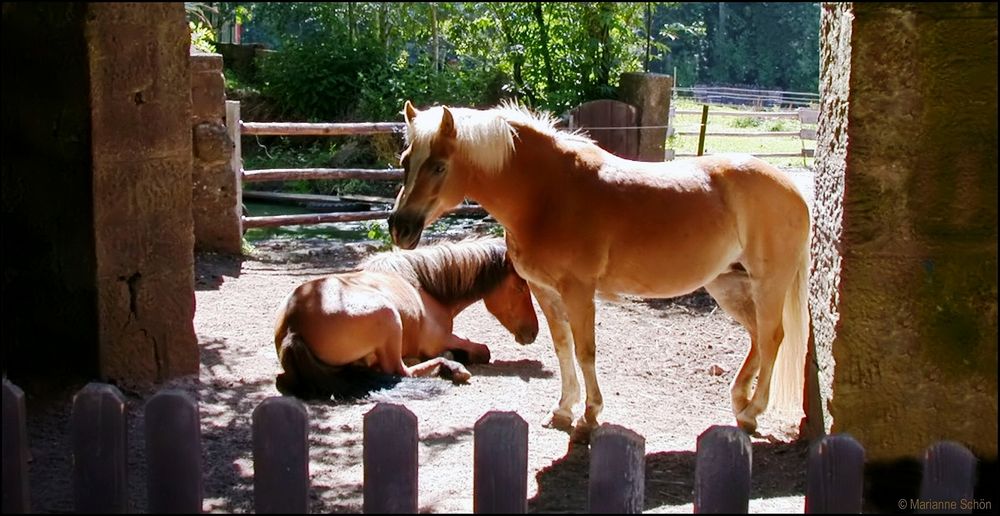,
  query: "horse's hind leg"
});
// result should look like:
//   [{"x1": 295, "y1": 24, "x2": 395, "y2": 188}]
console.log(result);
[
  {"x1": 735, "y1": 269, "x2": 796, "y2": 434},
  {"x1": 704, "y1": 269, "x2": 759, "y2": 417},
  {"x1": 531, "y1": 283, "x2": 580, "y2": 430}
]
